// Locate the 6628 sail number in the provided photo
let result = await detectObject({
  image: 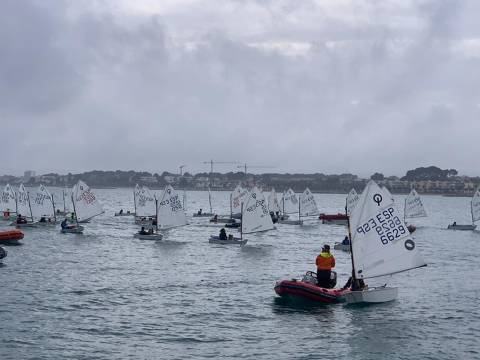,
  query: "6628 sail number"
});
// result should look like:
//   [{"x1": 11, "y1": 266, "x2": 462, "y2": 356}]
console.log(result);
[{"x1": 356, "y1": 207, "x2": 407, "y2": 245}]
